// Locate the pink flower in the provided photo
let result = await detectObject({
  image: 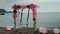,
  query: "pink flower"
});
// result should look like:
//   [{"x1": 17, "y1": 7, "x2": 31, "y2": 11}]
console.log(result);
[{"x1": 6, "y1": 26, "x2": 12, "y2": 31}]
